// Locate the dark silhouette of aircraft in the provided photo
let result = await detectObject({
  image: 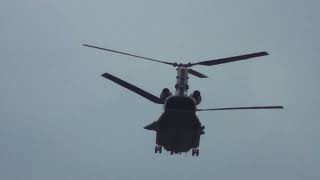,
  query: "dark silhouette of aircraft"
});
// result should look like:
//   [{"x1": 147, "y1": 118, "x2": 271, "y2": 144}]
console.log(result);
[{"x1": 83, "y1": 44, "x2": 284, "y2": 156}]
